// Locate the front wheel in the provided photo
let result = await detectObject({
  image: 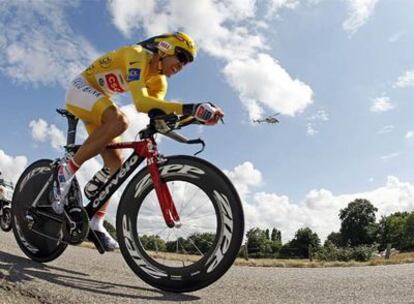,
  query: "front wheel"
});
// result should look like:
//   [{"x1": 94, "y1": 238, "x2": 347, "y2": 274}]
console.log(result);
[
  {"x1": 117, "y1": 155, "x2": 244, "y2": 293},
  {"x1": 0, "y1": 205, "x2": 12, "y2": 232}
]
